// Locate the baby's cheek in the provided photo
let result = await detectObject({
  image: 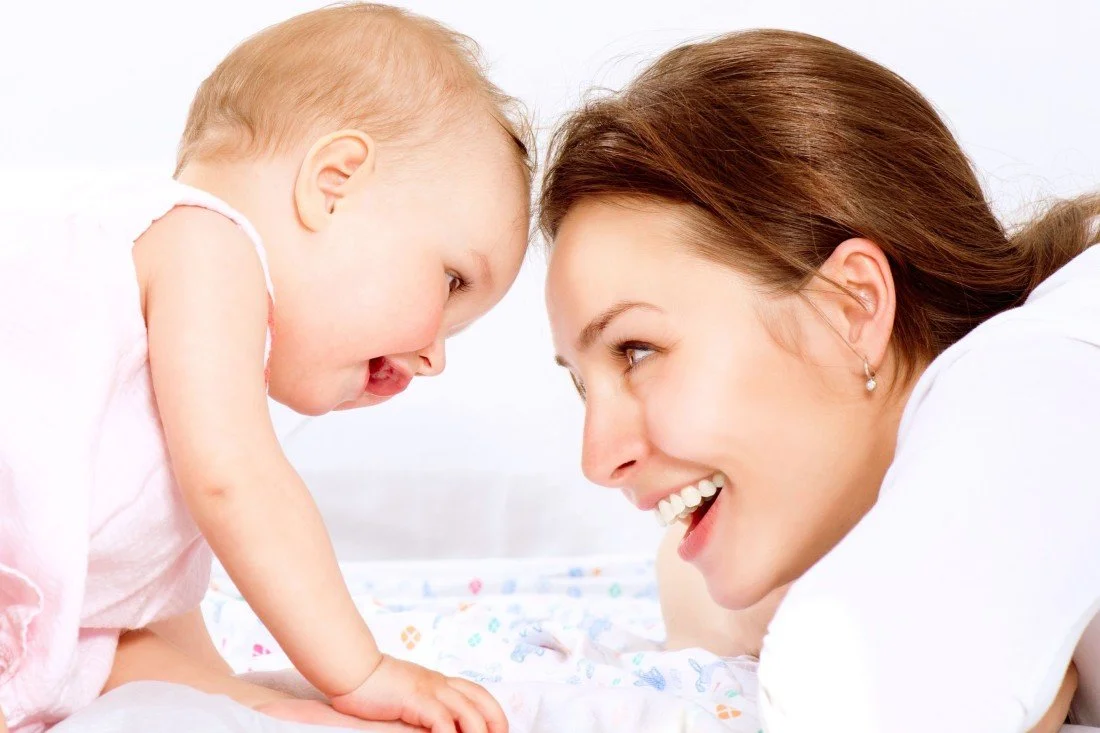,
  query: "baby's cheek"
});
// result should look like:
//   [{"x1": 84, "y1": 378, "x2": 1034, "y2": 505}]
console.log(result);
[{"x1": 392, "y1": 293, "x2": 446, "y2": 351}]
